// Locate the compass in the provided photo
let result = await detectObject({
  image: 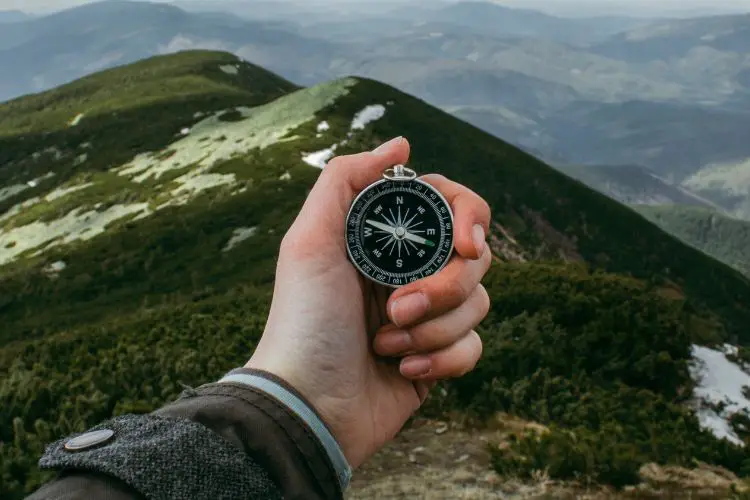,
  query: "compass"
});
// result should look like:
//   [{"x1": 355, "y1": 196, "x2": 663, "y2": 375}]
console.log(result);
[{"x1": 346, "y1": 165, "x2": 454, "y2": 288}]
